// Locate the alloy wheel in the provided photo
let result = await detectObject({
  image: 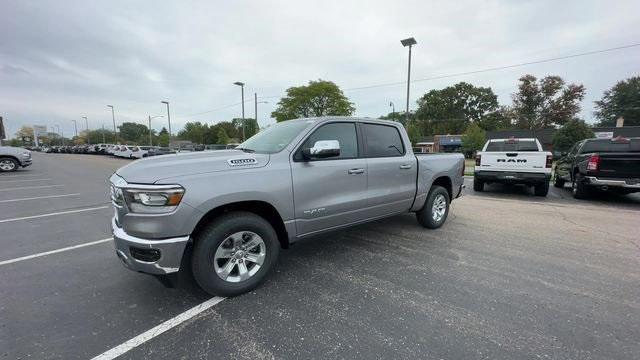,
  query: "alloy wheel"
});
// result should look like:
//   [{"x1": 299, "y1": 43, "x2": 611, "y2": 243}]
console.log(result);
[{"x1": 213, "y1": 231, "x2": 266, "y2": 283}]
